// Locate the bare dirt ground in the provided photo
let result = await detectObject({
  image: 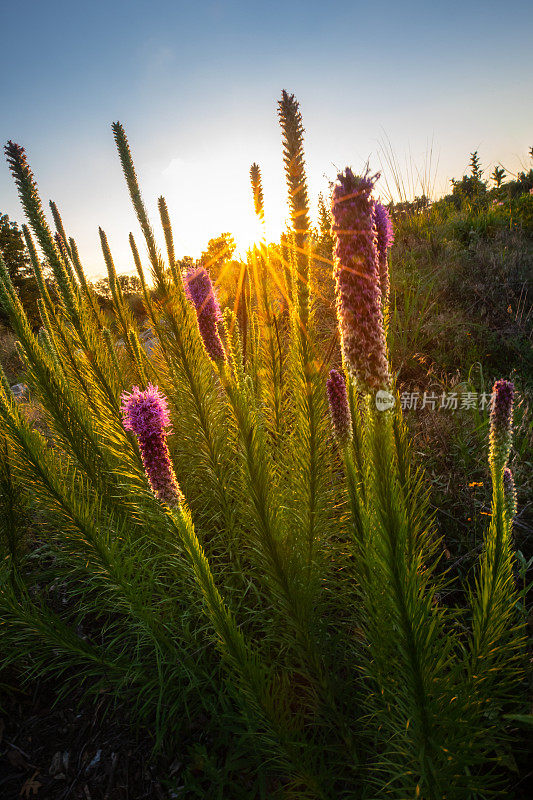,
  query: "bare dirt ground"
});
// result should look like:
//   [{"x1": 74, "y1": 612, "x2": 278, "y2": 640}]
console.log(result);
[{"x1": 0, "y1": 677, "x2": 176, "y2": 800}]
